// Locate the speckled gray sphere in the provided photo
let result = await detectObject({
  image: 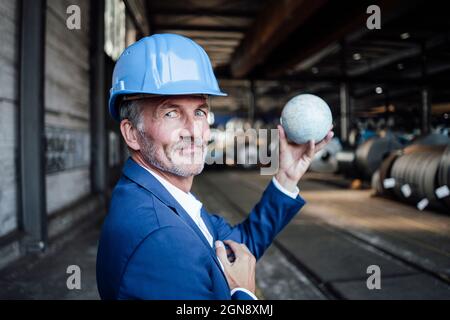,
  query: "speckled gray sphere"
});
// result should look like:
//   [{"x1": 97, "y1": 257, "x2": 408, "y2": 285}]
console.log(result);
[{"x1": 280, "y1": 94, "x2": 332, "y2": 144}]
